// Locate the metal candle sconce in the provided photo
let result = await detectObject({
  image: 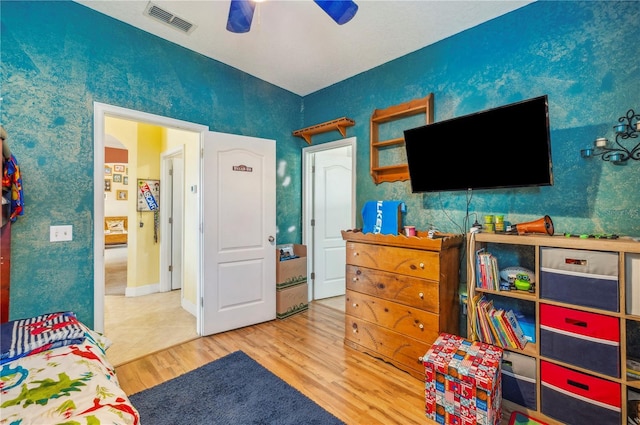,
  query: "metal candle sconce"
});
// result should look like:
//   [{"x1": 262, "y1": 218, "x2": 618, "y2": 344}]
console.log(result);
[{"x1": 581, "y1": 108, "x2": 640, "y2": 165}]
